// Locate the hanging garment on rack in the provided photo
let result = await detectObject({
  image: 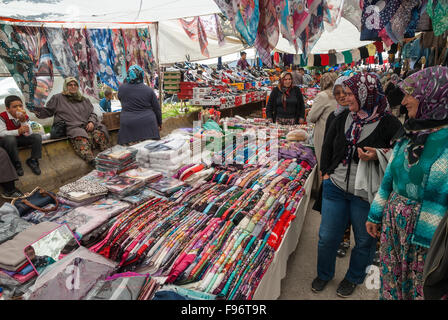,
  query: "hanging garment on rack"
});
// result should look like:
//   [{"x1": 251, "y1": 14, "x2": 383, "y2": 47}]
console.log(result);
[
  {"x1": 254, "y1": 0, "x2": 281, "y2": 68},
  {"x1": 0, "y1": 24, "x2": 35, "y2": 107},
  {"x1": 136, "y1": 28, "x2": 155, "y2": 73},
  {"x1": 13, "y1": 26, "x2": 54, "y2": 109},
  {"x1": 179, "y1": 17, "x2": 210, "y2": 58},
  {"x1": 122, "y1": 29, "x2": 146, "y2": 71},
  {"x1": 65, "y1": 28, "x2": 100, "y2": 98},
  {"x1": 324, "y1": 0, "x2": 345, "y2": 32},
  {"x1": 43, "y1": 27, "x2": 79, "y2": 79},
  {"x1": 427, "y1": 0, "x2": 448, "y2": 36},
  {"x1": 88, "y1": 28, "x2": 121, "y2": 90},
  {"x1": 351, "y1": 48, "x2": 361, "y2": 62},
  {"x1": 111, "y1": 29, "x2": 127, "y2": 82}
]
